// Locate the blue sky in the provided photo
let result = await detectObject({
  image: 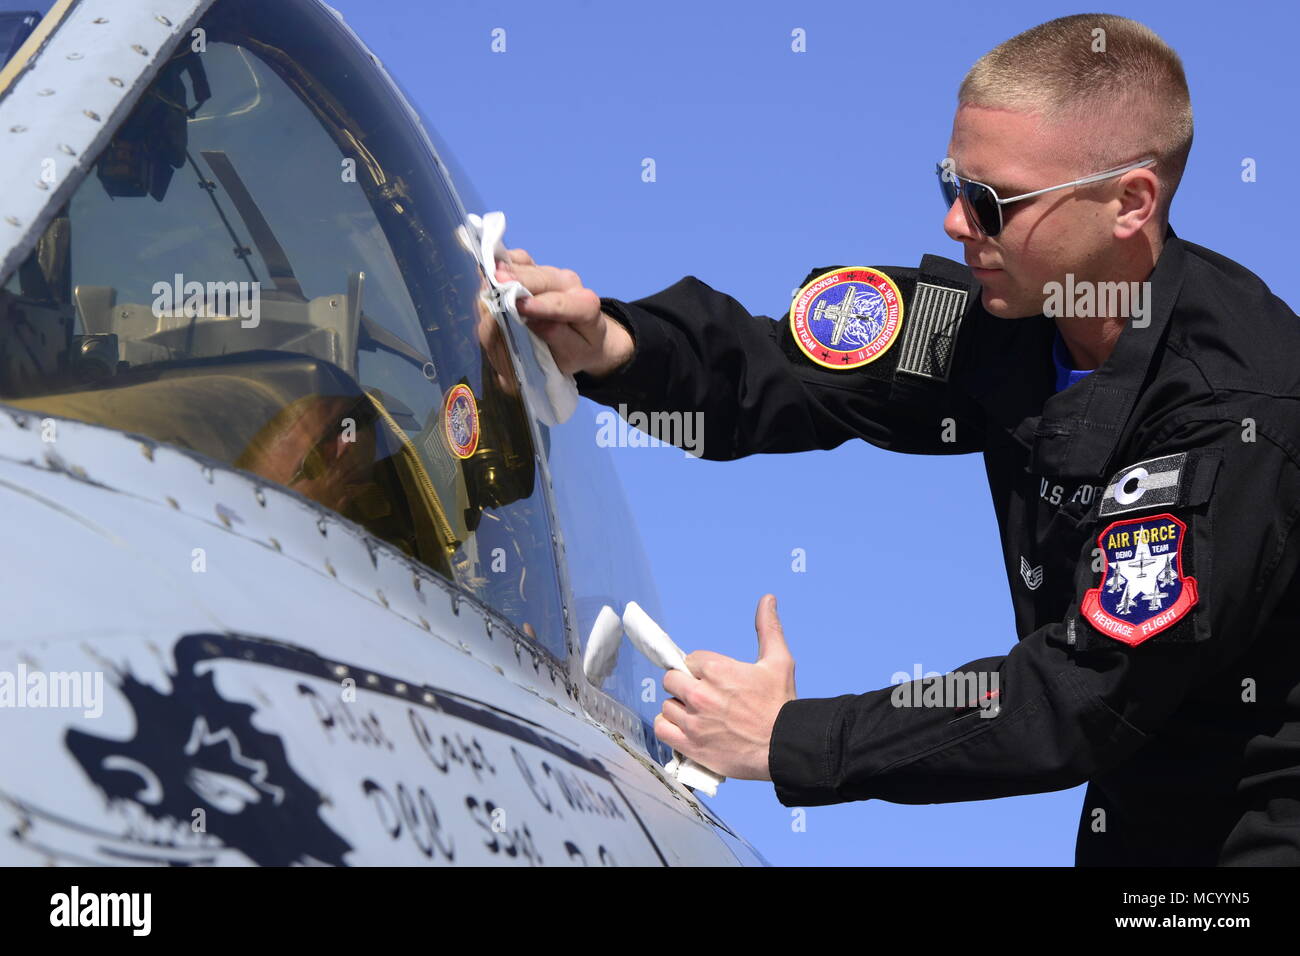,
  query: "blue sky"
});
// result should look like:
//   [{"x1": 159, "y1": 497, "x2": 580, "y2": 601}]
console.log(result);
[{"x1": 327, "y1": 0, "x2": 1299, "y2": 865}]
